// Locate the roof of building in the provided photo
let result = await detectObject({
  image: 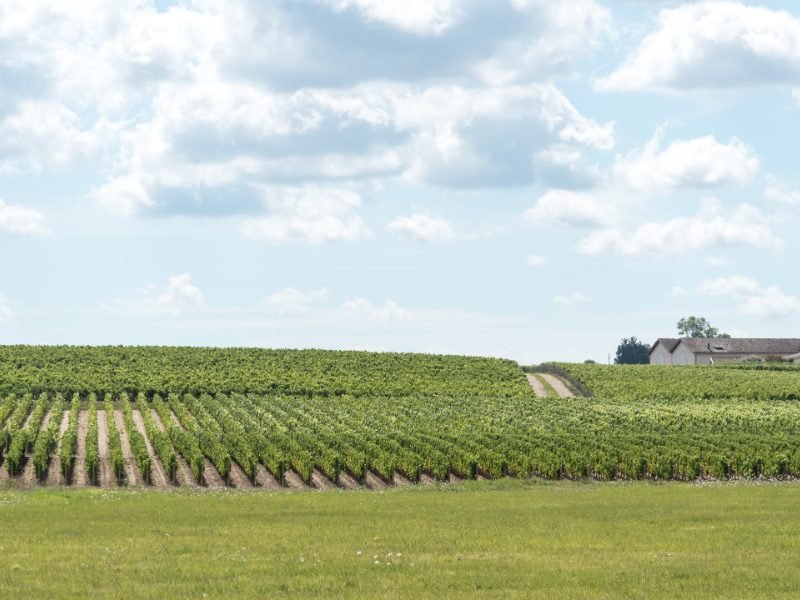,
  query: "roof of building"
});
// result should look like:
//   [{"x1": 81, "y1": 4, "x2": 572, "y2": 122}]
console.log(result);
[{"x1": 650, "y1": 338, "x2": 800, "y2": 355}]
